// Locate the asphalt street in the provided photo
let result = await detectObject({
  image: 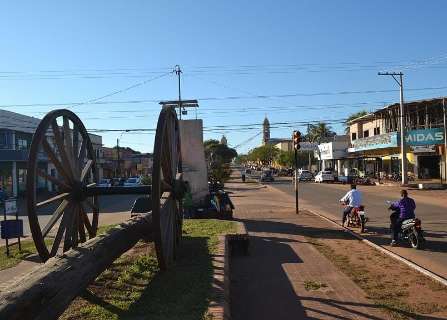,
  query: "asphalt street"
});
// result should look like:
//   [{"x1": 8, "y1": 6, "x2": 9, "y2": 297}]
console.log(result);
[{"x1": 266, "y1": 177, "x2": 447, "y2": 279}]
